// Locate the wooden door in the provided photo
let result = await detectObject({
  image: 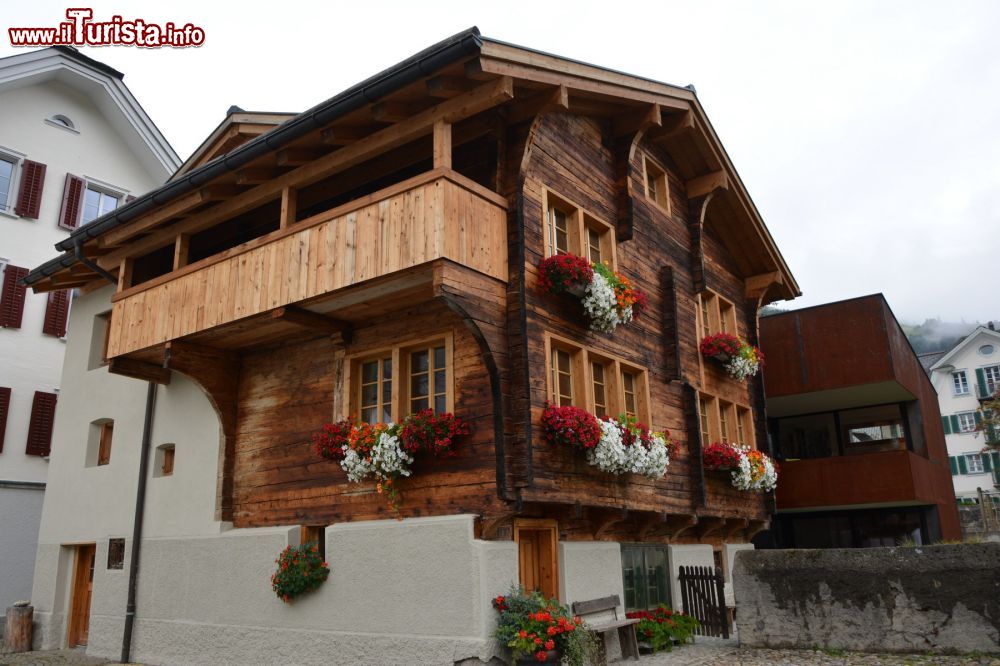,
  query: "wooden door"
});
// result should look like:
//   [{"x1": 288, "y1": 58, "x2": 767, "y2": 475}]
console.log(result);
[
  {"x1": 514, "y1": 520, "x2": 559, "y2": 600},
  {"x1": 67, "y1": 544, "x2": 96, "y2": 647}
]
